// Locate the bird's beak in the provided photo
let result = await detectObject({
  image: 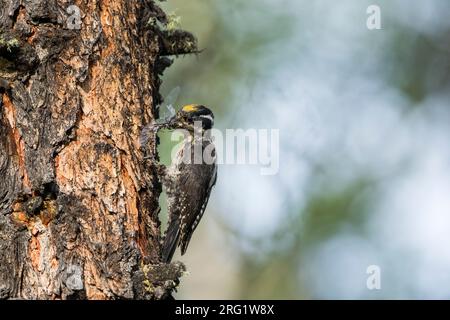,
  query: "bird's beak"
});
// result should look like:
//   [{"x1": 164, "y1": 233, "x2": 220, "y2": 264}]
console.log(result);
[
  {"x1": 152, "y1": 116, "x2": 185, "y2": 131},
  {"x1": 165, "y1": 117, "x2": 184, "y2": 129},
  {"x1": 162, "y1": 118, "x2": 175, "y2": 129},
  {"x1": 153, "y1": 116, "x2": 176, "y2": 130}
]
